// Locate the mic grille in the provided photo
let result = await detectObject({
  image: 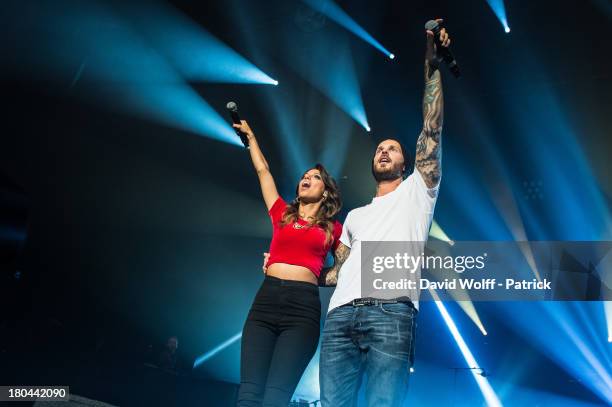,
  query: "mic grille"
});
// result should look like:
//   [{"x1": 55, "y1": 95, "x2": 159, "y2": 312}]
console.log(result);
[
  {"x1": 226, "y1": 101, "x2": 238, "y2": 111},
  {"x1": 424, "y1": 20, "x2": 439, "y2": 31}
]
